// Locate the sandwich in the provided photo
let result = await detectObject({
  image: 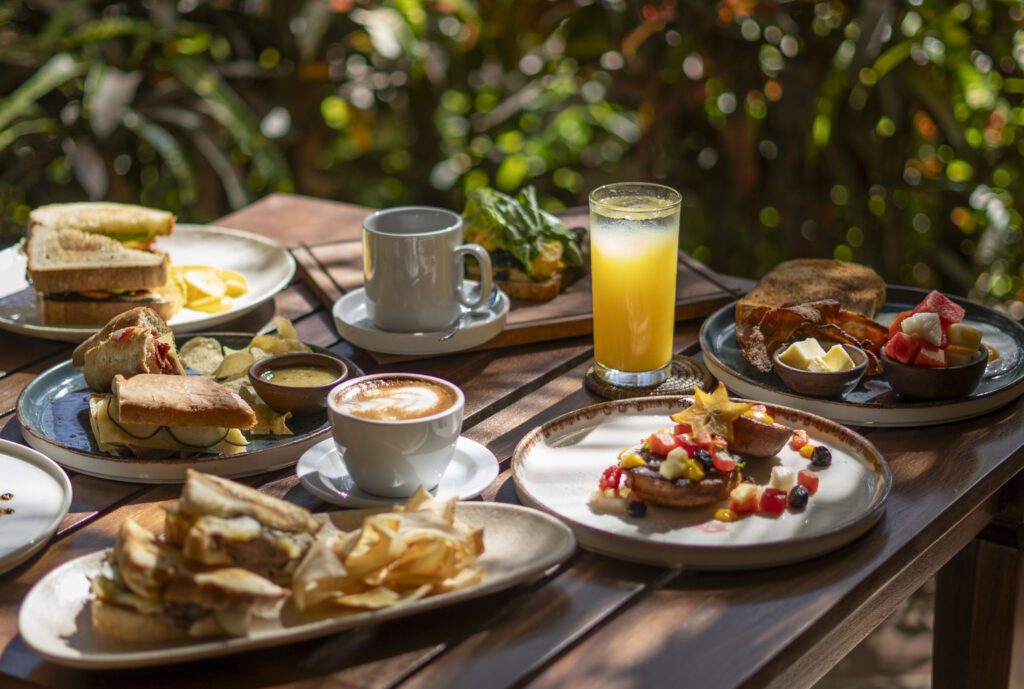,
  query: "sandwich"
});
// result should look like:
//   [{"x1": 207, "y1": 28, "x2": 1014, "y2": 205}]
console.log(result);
[
  {"x1": 89, "y1": 374, "x2": 257, "y2": 456},
  {"x1": 29, "y1": 201, "x2": 174, "y2": 250},
  {"x1": 26, "y1": 226, "x2": 175, "y2": 325},
  {"x1": 91, "y1": 518, "x2": 287, "y2": 641},
  {"x1": 735, "y1": 259, "x2": 890, "y2": 372},
  {"x1": 74, "y1": 307, "x2": 185, "y2": 391},
  {"x1": 462, "y1": 186, "x2": 583, "y2": 301},
  {"x1": 163, "y1": 469, "x2": 322, "y2": 584}
]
